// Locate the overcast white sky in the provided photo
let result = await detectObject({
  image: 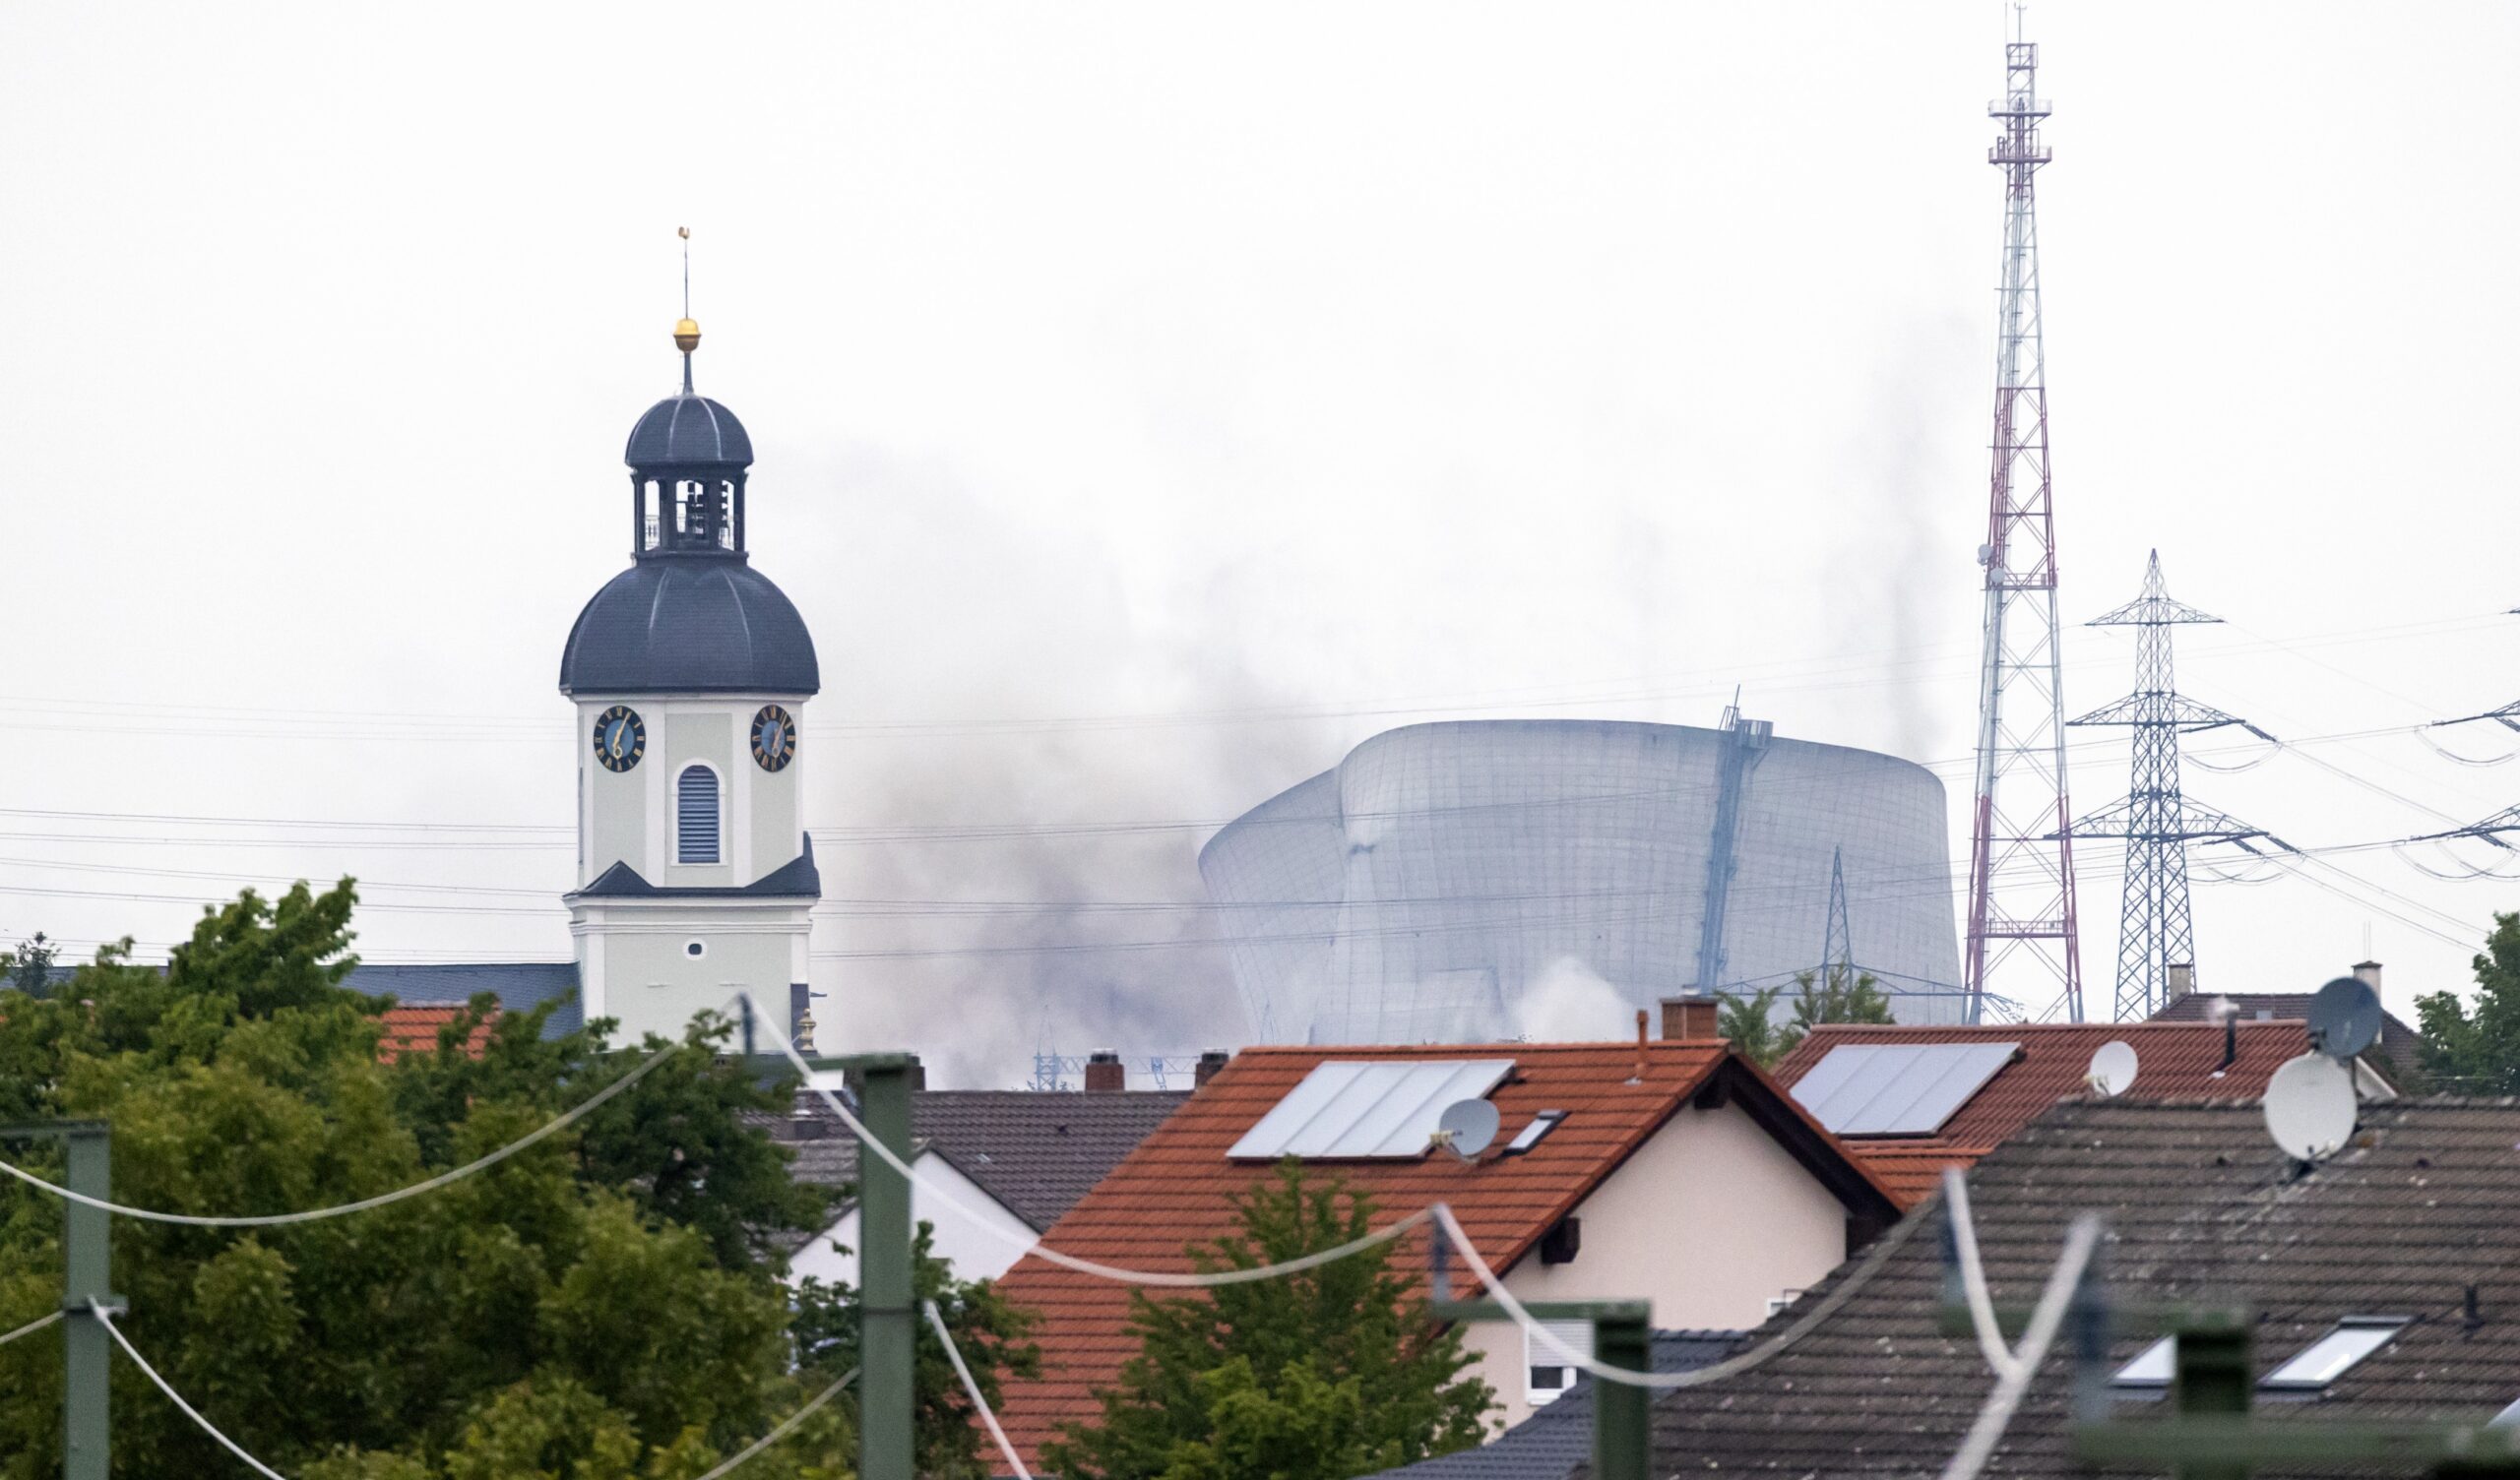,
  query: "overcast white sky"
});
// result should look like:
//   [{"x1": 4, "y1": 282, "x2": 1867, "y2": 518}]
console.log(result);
[{"x1": 3, "y1": 3, "x2": 2514, "y2": 1083}]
